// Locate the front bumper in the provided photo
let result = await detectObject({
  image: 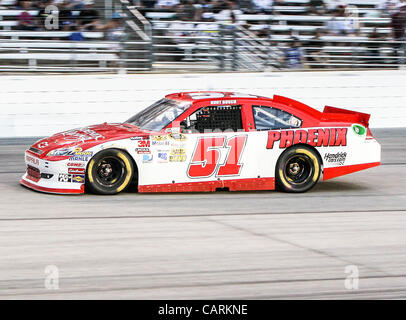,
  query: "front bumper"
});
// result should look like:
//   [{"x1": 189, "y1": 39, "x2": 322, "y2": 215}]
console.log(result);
[
  {"x1": 20, "y1": 151, "x2": 85, "y2": 194},
  {"x1": 20, "y1": 175, "x2": 85, "y2": 194}
]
